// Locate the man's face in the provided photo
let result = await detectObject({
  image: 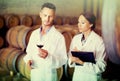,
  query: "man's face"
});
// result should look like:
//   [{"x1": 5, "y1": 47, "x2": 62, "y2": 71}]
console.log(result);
[{"x1": 40, "y1": 7, "x2": 55, "y2": 27}]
